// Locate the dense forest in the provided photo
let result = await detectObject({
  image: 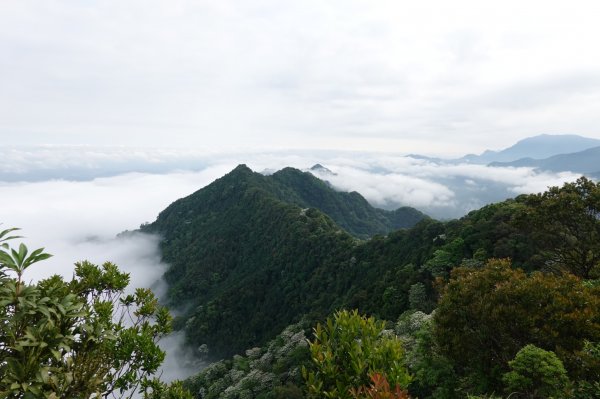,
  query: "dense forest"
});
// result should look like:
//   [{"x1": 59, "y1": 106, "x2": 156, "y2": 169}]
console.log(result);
[
  {"x1": 141, "y1": 166, "x2": 599, "y2": 398},
  {"x1": 2, "y1": 166, "x2": 599, "y2": 398},
  {"x1": 141, "y1": 165, "x2": 427, "y2": 357}
]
